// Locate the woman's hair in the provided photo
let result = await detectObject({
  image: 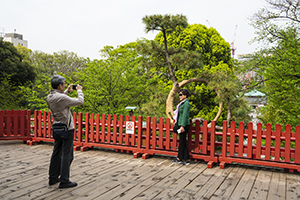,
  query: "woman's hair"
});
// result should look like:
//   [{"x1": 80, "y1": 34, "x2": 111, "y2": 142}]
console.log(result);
[
  {"x1": 51, "y1": 75, "x2": 65, "y2": 89},
  {"x1": 178, "y1": 89, "x2": 190, "y2": 97}
]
